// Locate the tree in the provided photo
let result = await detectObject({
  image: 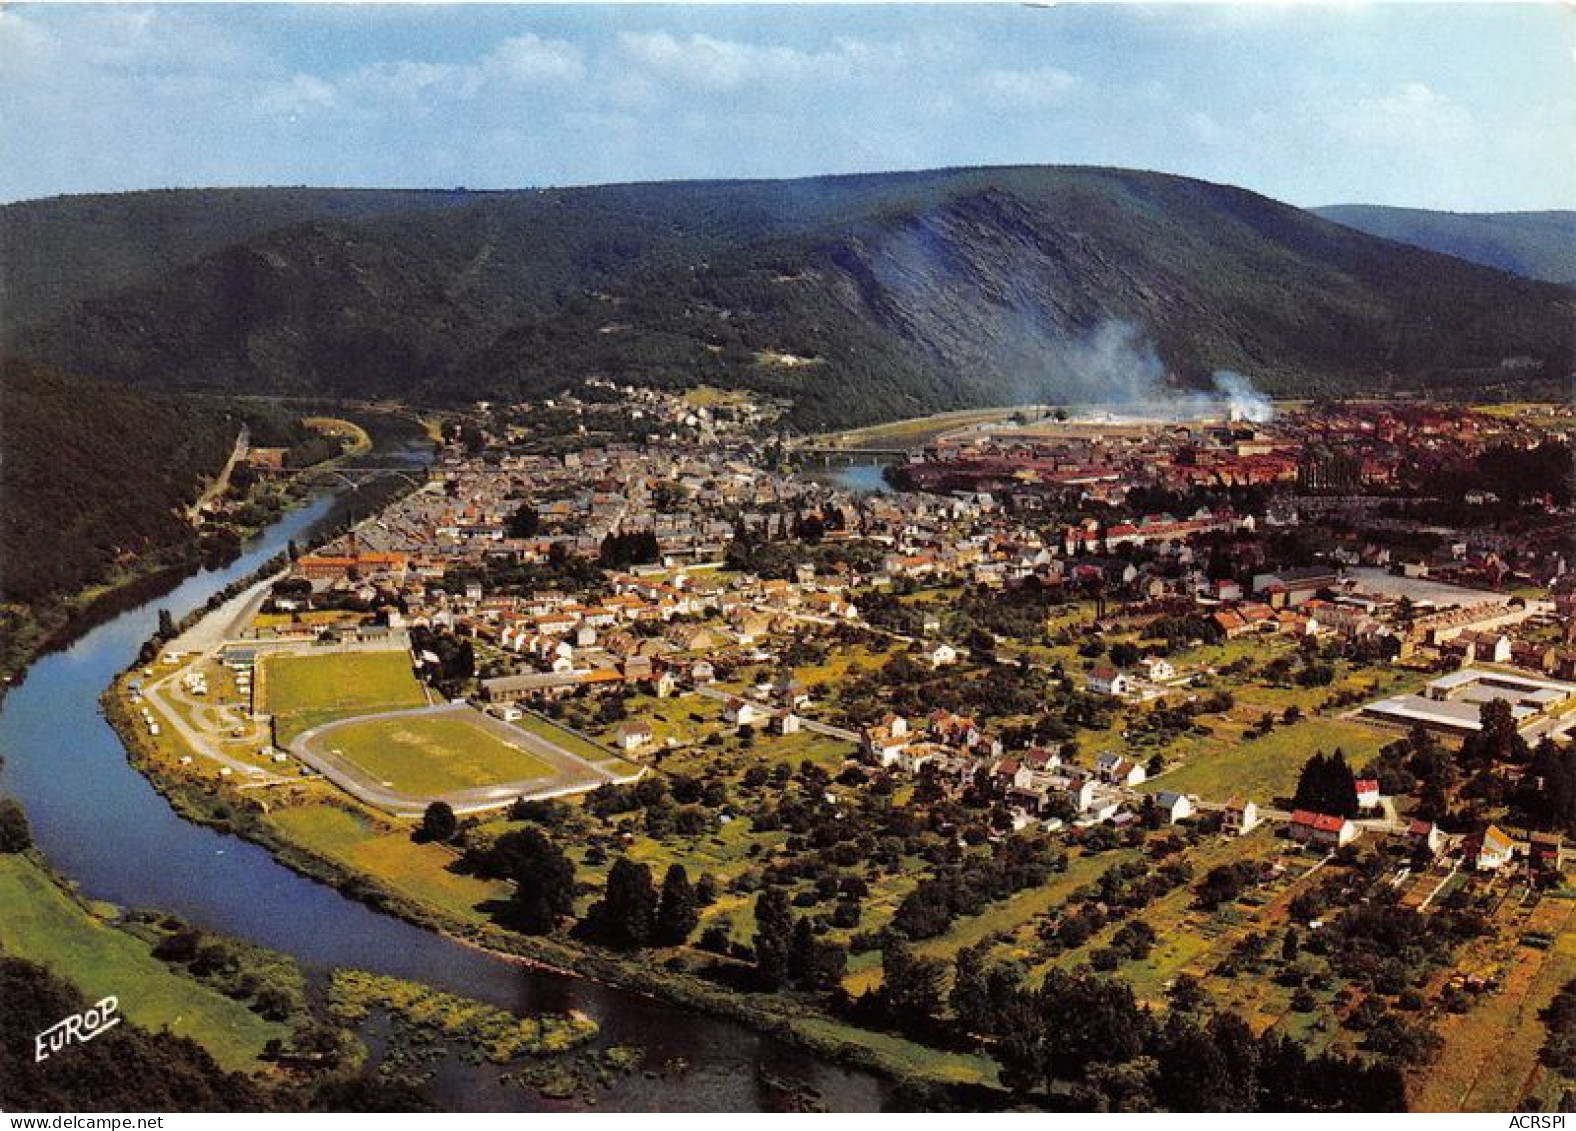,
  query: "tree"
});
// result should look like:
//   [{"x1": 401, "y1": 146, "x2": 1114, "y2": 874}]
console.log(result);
[
  {"x1": 505, "y1": 503, "x2": 540, "y2": 539},
  {"x1": 1292, "y1": 749, "x2": 1358, "y2": 817},
  {"x1": 1156, "y1": 1014, "x2": 1237, "y2": 1111},
  {"x1": 419, "y1": 801, "x2": 457, "y2": 843},
  {"x1": 997, "y1": 969, "x2": 1153, "y2": 1088},
  {"x1": 881, "y1": 937, "x2": 946, "y2": 1024},
  {"x1": 587, "y1": 858, "x2": 658, "y2": 948},
  {"x1": 157, "y1": 608, "x2": 175, "y2": 639},
  {"x1": 499, "y1": 828, "x2": 576, "y2": 934},
  {"x1": 951, "y1": 944, "x2": 995, "y2": 1036},
  {"x1": 1167, "y1": 973, "x2": 1206, "y2": 1014},
  {"x1": 753, "y1": 887, "x2": 794, "y2": 989},
  {"x1": 1195, "y1": 863, "x2": 1258, "y2": 910},
  {"x1": 654, "y1": 864, "x2": 699, "y2": 946},
  {"x1": 785, "y1": 917, "x2": 848, "y2": 992},
  {"x1": 1517, "y1": 740, "x2": 1576, "y2": 836},
  {"x1": 0, "y1": 799, "x2": 31, "y2": 853},
  {"x1": 1465, "y1": 698, "x2": 1527, "y2": 765}
]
